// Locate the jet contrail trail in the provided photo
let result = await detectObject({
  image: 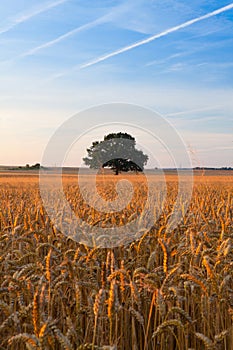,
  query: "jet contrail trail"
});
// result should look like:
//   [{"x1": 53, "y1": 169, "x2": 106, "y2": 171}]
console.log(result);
[
  {"x1": 79, "y1": 3, "x2": 233, "y2": 69},
  {"x1": 0, "y1": 0, "x2": 68, "y2": 35},
  {"x1": 9, "y1": 2, "x2": 130, "y2": 60},
  {"x1": 164, "y1": 105, "x2": 221, "y2": 118},
  {"x1": 20, "y1": 19, "x2": 102, "y2": 58},
  {"x1": 19, "y1": 15, "x2": 111, "y2": 58}
]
